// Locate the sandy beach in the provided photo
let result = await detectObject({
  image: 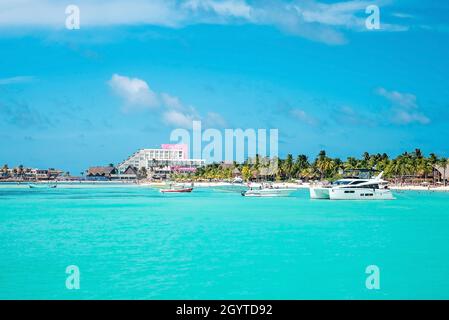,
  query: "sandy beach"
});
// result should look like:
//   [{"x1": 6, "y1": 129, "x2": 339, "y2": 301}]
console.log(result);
[
  {"x1": 1, "y1": 181, "x2": 449, "y2": 192},
  {"x1": 136, "y1": 181, "x2": 449, "y2": 192}
]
